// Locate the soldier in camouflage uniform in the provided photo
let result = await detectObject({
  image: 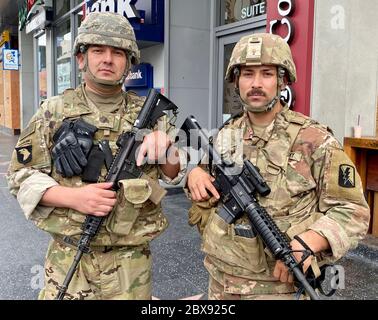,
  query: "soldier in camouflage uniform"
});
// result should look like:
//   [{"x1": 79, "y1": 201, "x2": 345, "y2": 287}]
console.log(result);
[
  {"x1": 7, "y1": 12, "x2": 185, "y2": 300},
  {"x1": 186, "y1": 33, "x2": 370, "y2": 299}
]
